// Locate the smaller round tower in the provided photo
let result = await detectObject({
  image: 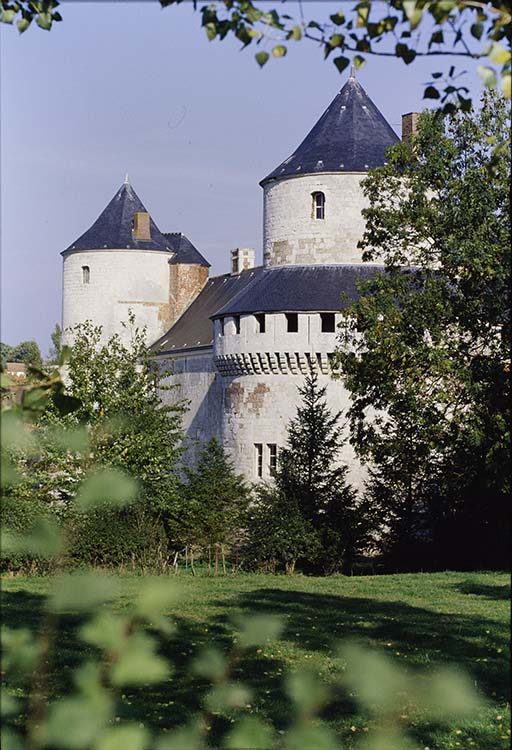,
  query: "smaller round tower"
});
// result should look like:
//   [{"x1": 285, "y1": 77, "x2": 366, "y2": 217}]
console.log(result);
[
  {"x1": 260, "y1": 73, "x2": 399, "y2": 267},
  {"x1": 61, "y1": 178, "x2": 201, "y2": 347}
]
